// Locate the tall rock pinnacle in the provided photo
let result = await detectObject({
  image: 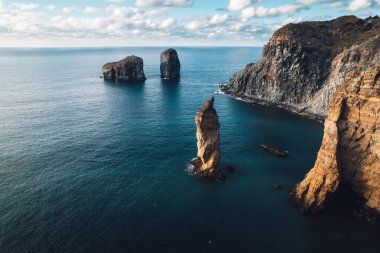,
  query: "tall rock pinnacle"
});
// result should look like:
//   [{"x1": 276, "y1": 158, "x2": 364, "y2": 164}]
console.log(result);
[
  {"x1": 160, "y1": 48, "x2": 181, "y2": 80},
  {"x1": 191, "y1": 97, "x2": 224, "y2": 180}
]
